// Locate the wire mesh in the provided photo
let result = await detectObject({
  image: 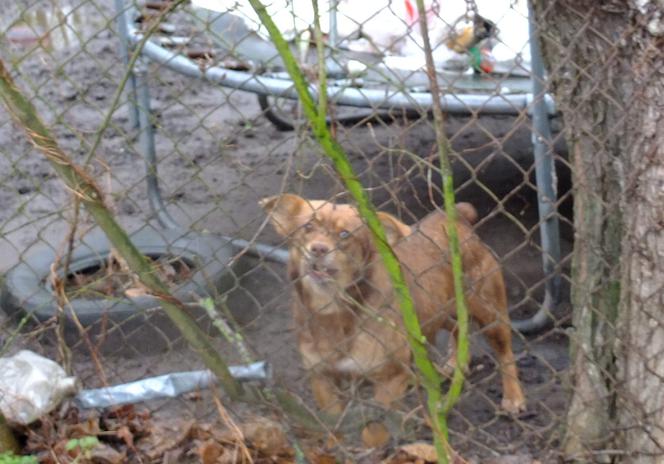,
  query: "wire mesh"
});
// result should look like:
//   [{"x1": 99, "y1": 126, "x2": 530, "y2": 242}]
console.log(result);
[{"x1": 0, "y1": 0, "x2": 600, "y2": 462}]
